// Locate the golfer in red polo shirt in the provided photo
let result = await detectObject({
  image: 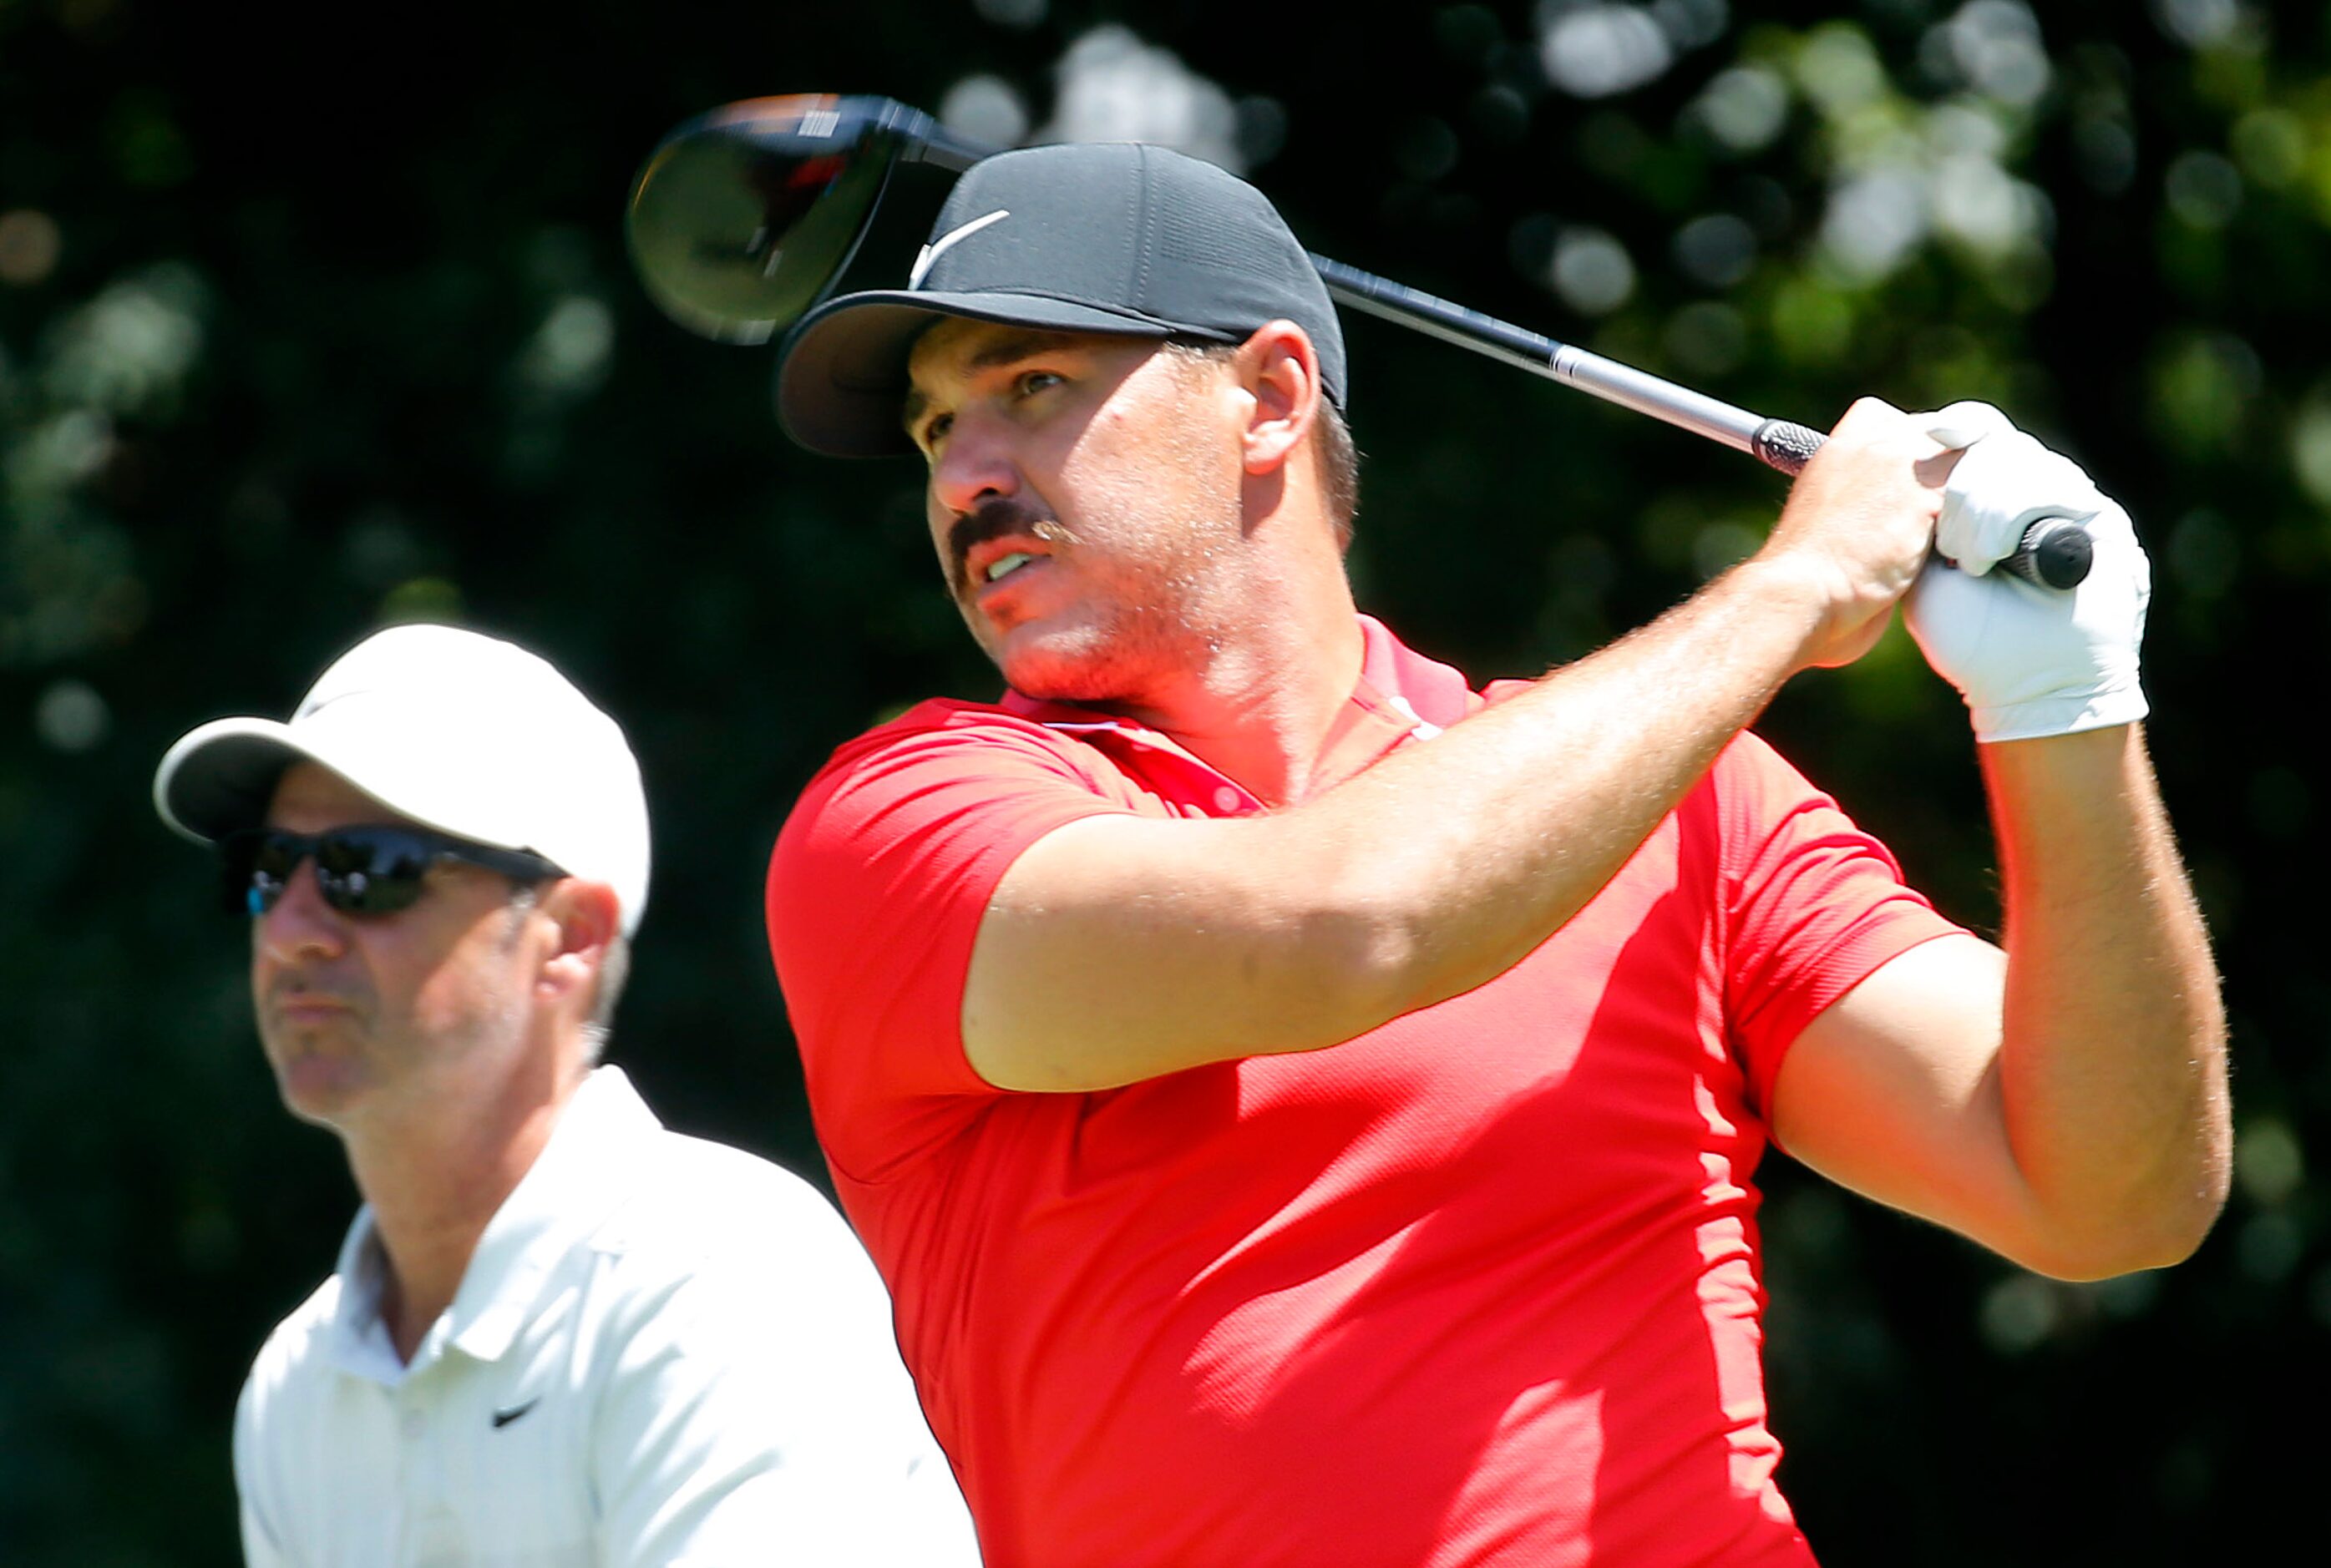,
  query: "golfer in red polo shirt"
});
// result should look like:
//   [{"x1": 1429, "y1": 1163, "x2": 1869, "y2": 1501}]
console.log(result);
[{"x1": 764, "y1": 142, "x2": 2229, "y2": 1566}]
